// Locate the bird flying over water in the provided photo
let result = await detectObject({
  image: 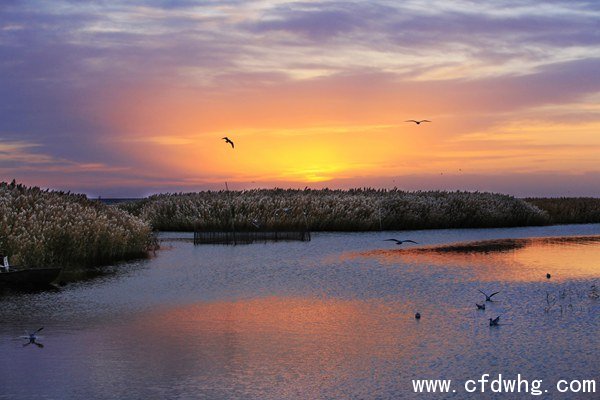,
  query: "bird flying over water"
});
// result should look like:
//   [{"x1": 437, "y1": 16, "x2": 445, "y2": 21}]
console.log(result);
[
  {"x1": 489, "y1": 316, "x2": 500, "y2": 326},
  {"x1": 479, "y1": 289, "x2": 500, "y2": 302},
  {"x1": 405, "y1": 120, "x2": 431, "y2": 125},
  {"x1": 222, "y1": 137, "x2": 234, "y2": 148},
  {"x1": 21, "y1": 327, "x2": 44, "y2": 348},
  {"x1": 384, "y1": 239, "x2": 418, "y2": 245}
]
